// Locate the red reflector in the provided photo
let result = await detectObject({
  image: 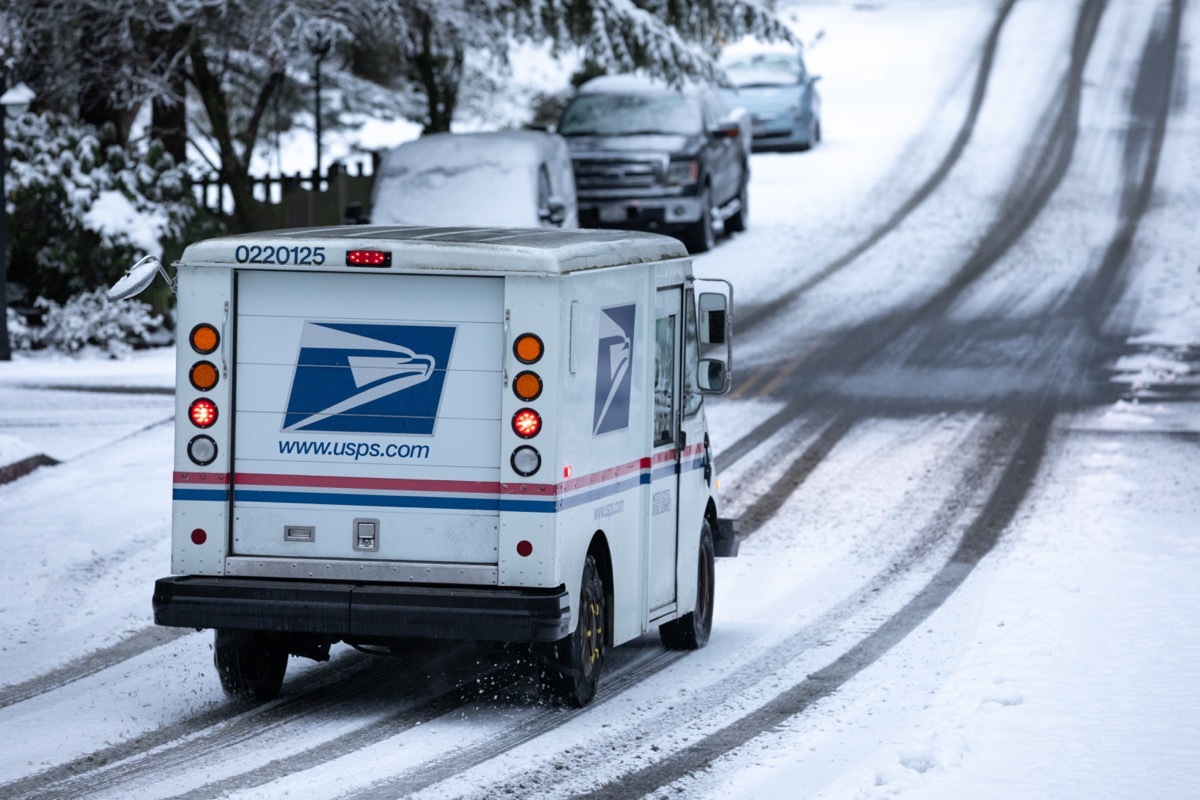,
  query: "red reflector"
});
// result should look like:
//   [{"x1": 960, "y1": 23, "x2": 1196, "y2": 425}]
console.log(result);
[
  {"x1": 346, "y1": 249, "x2": 392, "y2": 267},
  {"x1": 189, "y1": 398, "x2": 218, "y2": 428},
  {"x1": 517, "y1": 540, "x2": 533, "y2": 557},
  {"x1": 191, "y1": 528, "x2": 207, "y2": 545},
  {"x1": 512, "y1": 408, "x2": 541, "y2": 439}
]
